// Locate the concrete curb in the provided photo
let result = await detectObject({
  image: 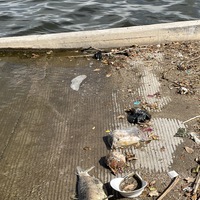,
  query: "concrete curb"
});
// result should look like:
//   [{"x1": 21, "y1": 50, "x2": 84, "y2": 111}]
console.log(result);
[{"x1": 0, "y1": 20, "x2": 200, "y2": 49}]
